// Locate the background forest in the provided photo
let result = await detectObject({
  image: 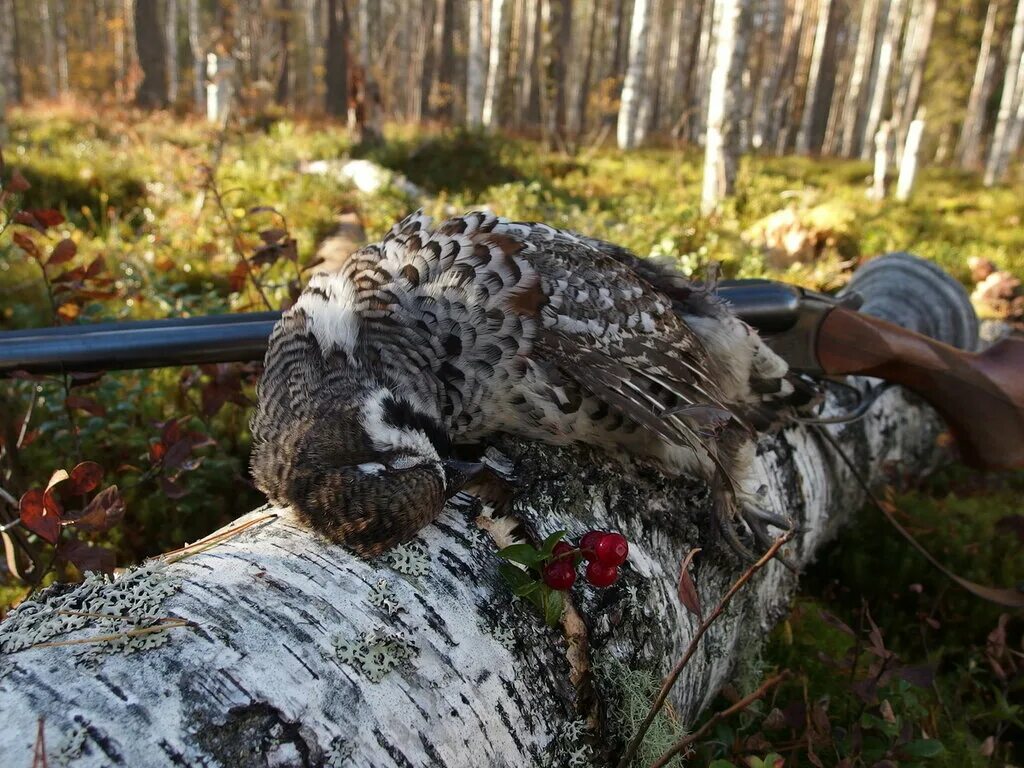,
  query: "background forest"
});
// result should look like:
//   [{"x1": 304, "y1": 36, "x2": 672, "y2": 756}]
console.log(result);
[{"x1": 0, "y1": 0, "x2": 1023, "y2": 766}]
